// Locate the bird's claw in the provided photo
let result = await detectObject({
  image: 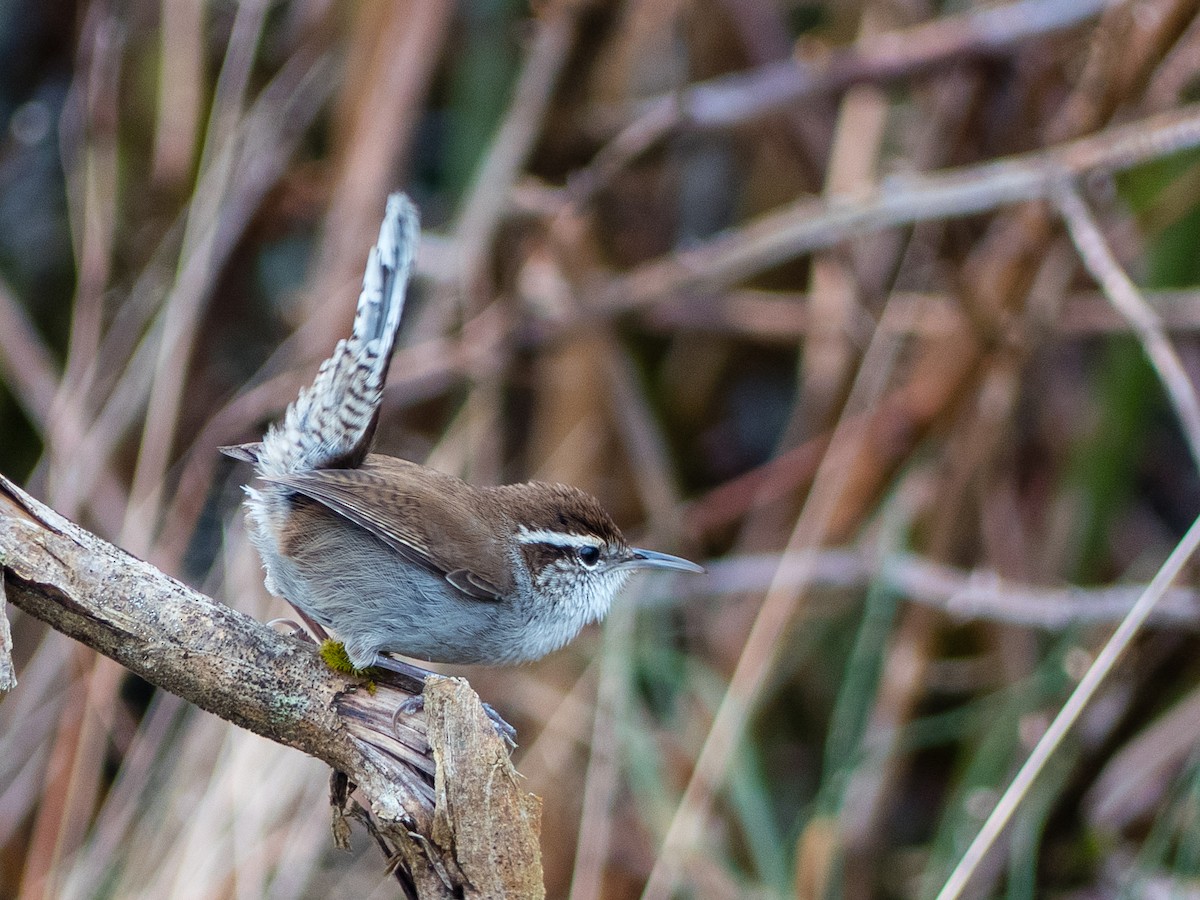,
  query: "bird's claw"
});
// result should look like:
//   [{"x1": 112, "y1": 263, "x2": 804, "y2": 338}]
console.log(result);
[
  {"x1": 393, "y1": 693, "x2": 425, "y2": 728},
  {"x1": 365, "y1": 653, "x2": 517, "y2": 747},
  {"x1": 482, "y1": 702, "x2": 518, "y2": 748},
  {"x1": 266, "y1": 618, "x2": 312, "y2": 640},
  {"x1": 390, "y1": 692, "x2": 517, "y2": 748}
]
